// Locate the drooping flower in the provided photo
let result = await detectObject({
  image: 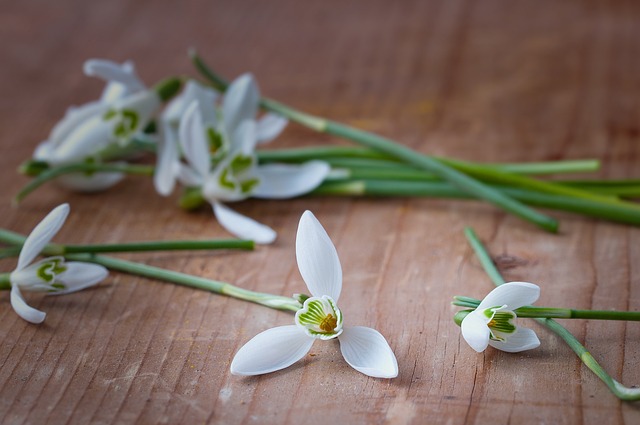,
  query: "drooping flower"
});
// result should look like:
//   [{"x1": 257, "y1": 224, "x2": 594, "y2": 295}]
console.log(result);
[
  {"x1": 8, "y1": 204, "x2": 108, "y2": 324},
  {"x1": 155, "y1": 75, "x2": 330, "y2": 244},
  {"x1": 230, "y1": 211, "x2": 398, "y2": 378},
  {"x1": 460, "y1": 282, "x2": 541, "y2": 353},
  {"x1": 33, "y1": 59, "x2": 158, "y2": 191}
]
